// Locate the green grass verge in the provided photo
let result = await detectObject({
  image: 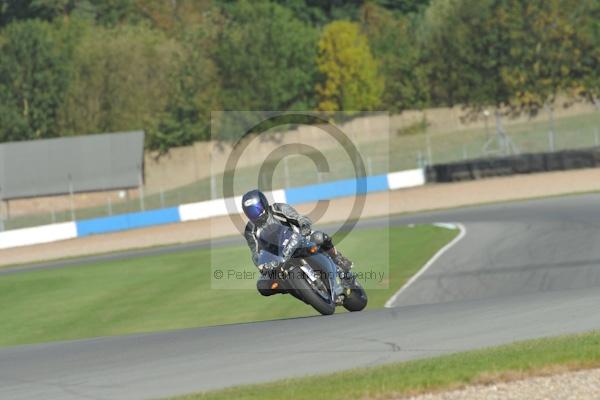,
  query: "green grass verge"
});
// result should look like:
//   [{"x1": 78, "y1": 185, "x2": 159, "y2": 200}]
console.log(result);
[
  {"x1": 0, "y1": 224, "x2": 457, "y2": 347},
  {"x1": 173, "y1": 331, "x2": 600, "y2": 400}
]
